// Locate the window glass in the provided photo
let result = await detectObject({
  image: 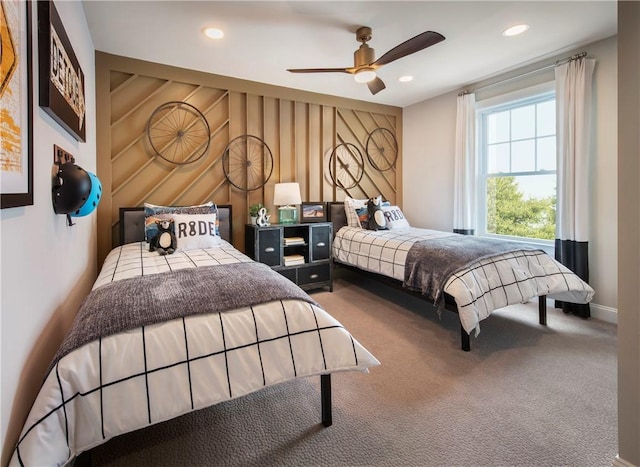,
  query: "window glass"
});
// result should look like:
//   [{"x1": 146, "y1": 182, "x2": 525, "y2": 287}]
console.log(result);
[
  {"x1": 487, "y1": 143, "x2": 510, "y2": 173},
  {"x1": 478, "y1": 91, "x2": 556, "y2": 244},
  {"x1": 511, "y1": 140, "x2": 536, "y2": 172},
  {"x1": 511, "y1": 104, "x2": 536, "y2": 140},
  {"x1": 538, "y1": 136, "x2": 556, "y2": 170},
  {"x1": 487, "y1": 111, "x2": 510, "y2": 144},
  {"x1": 537, "y1": 100, "x2": 556, "y2": 136}
]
